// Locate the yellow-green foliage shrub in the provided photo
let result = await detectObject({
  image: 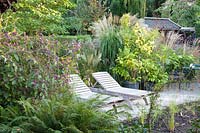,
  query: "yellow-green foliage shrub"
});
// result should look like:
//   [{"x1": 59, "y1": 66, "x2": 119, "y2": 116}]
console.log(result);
[{"x1": 113, "y1": 14, "x2": 168, "y2": 87}]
